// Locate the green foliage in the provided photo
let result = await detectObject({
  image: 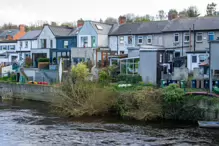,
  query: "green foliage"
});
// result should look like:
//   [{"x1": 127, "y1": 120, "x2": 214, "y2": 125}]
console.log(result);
[
  {"x1": 163, "y1": 84, "x2": 185, "y2": 103},
  {"x1": 98, "y1": 69, "x2": 111, "y2": 85},
  {"x1": 38, "y1": 58, "x2": 49, "y2": 62},
  {"x1": 115, "y1": 87, "x2": 163, "y2": 121},
  {"x1": 53, "y1": 75, "x2": 118, "y2": 117},
  {"x1": 71, "y1": 63, "x2": 89, "y2": 81},
  {"x1": 116, "y1": 74, "x2": 142, "y2": 84}
]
